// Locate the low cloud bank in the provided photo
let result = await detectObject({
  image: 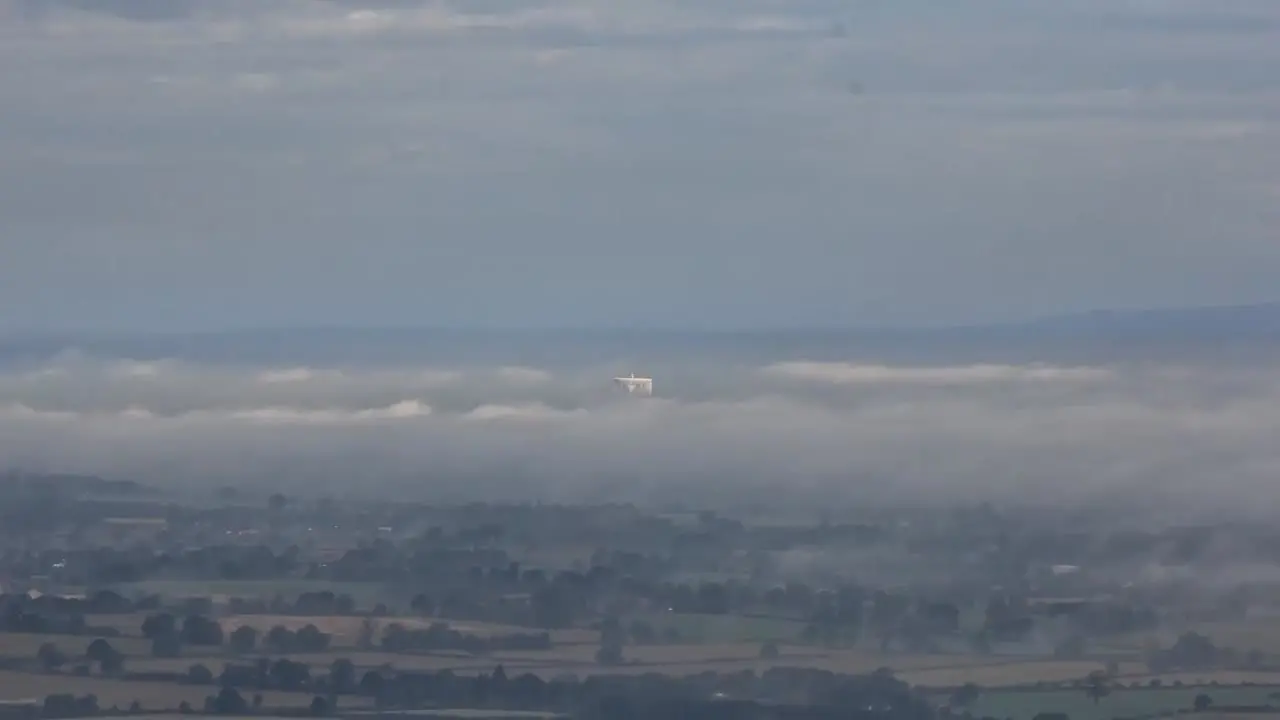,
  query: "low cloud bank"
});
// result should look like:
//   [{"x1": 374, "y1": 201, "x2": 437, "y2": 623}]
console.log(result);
[
  {"x1": 0, "y1": 354, "x2": 1276, "y2": 513},
  {"x1": 761, "y1": 361, "x2": 1113, "y2": 385}
]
